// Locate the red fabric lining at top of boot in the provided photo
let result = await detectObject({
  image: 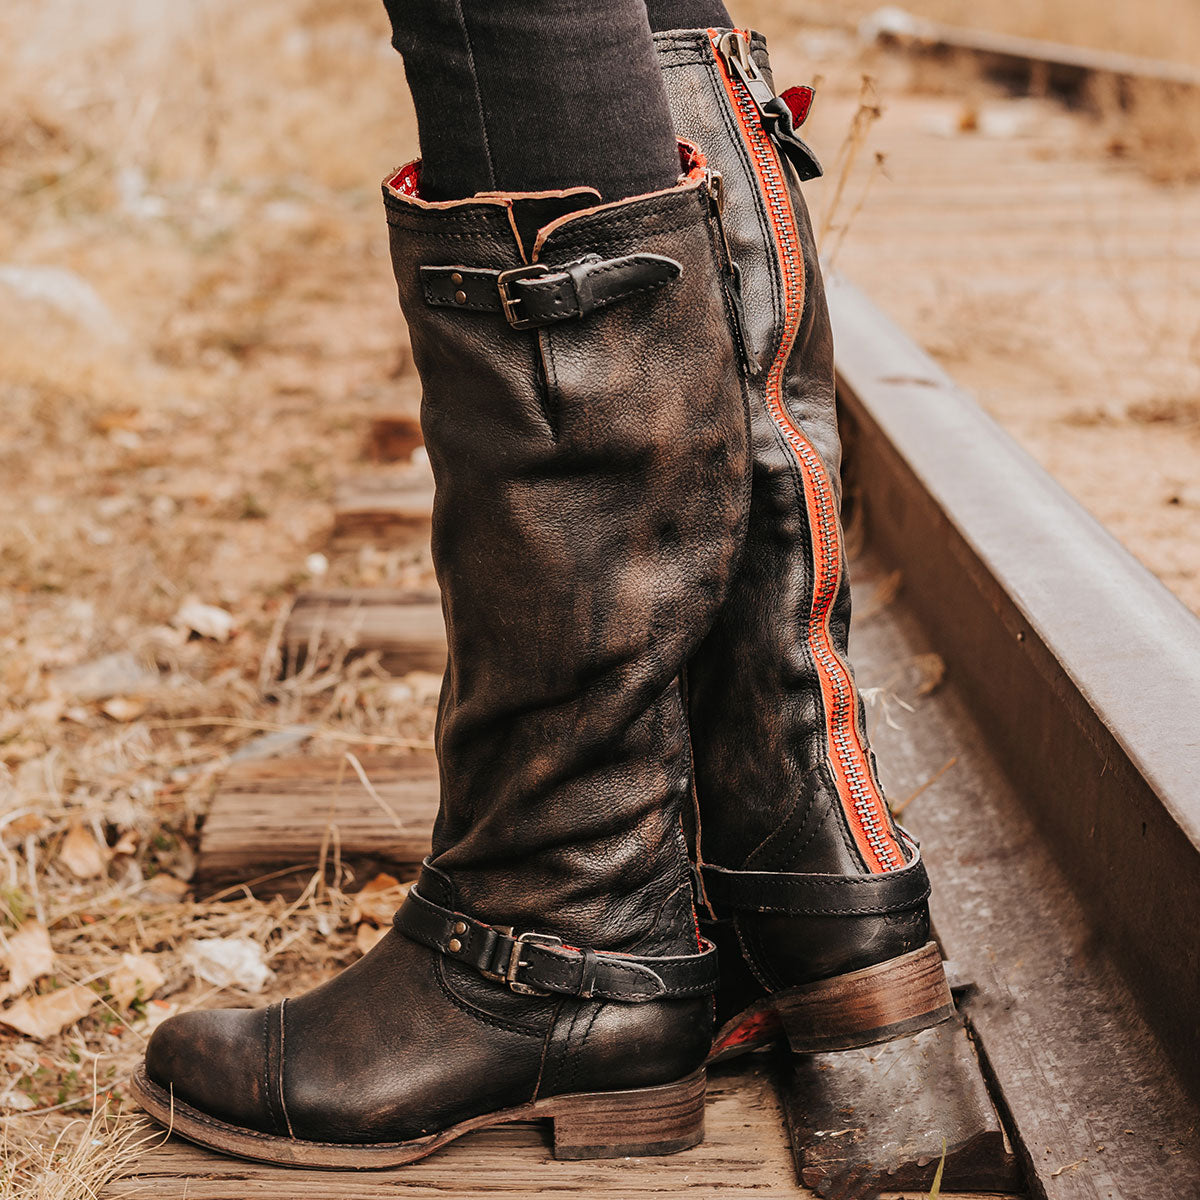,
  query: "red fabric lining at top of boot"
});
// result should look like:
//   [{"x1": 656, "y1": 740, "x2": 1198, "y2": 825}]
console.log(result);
[
  {"x1": 387, "y1": 142, "x2": 705, "y2": 204},
  {"x1": 387, "y1": 160, "x2": 423, "y2": 197}
]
